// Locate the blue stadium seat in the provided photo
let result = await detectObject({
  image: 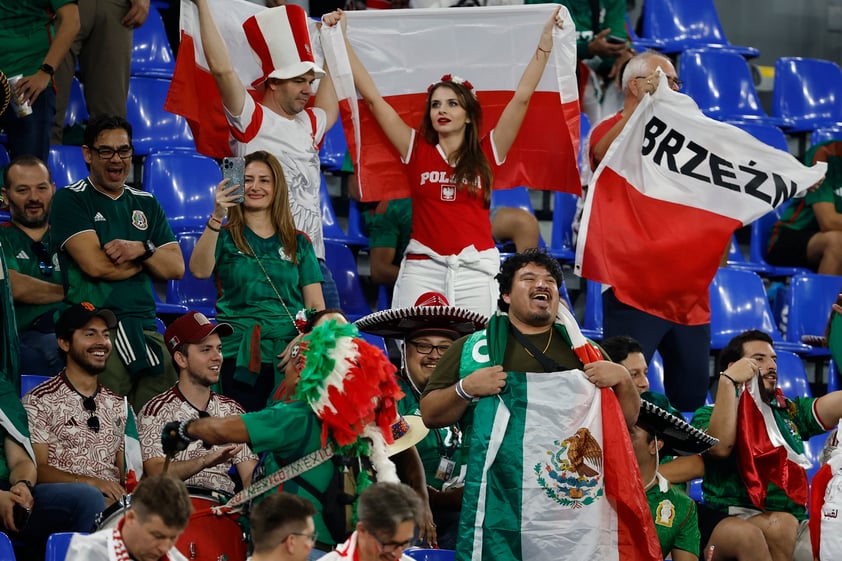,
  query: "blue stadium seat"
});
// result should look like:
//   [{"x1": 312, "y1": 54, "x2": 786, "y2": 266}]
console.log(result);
[
  {"x1": 142, "y1": 151, "x2": 220, "y2": 232},
  {"x1": 731, "y1": 121, "x2": 790, "y2": 152},
  {"x1": 772, "y1": 57, "x2": 842, "y2": 133},
  {"x1": 47, "y1": 145, "x2": 88, "y2": 188},
  {"x1": 490, "y1": 187, "x2": 554, "y2": 255},
  {"x1": 320, "y1": 119, "x2": 348, "y2": 172},
  {"x1": 20, "y1": 374, "x2": 51, "y2": 397},
  {"x1": 648, "y1": 350, "x2": 666, "y2": 395},
  {"x1": 46, "y1": 532, "x2": 83, "y2": 561},
  {"x1": 784, "y1": 273, "x2": 840, "y2": 358},
  {"x1": 64, "y1": 76, "x2": 89, "y2": 128},
  {"x1": 748, "y1": 202, "x2": 811, "y2": 278},
  {"x1": 130, "y1": 7, "x2": 175, "y2": 78},
  {"x1": 358, "y1": 331, "x2": 388, "y2": 356},
  {"x1": 166, "y1": 231, "x2": 218, "y2": 318},
  {"x1": 812, "y1": 124, "x2": 842, "y2": 146},
  {"x1": 549, "y1": 192, "x2": 578, "y2": 263},
  {"x1": 774, "y1": 350, "x2": 811, "y2": 398},
  {"x1": 709, "y1": 268, "x2": 810, "y2": 353},
  {"x1": 323, "y1": 240, "x2": 371, "y2": 321},
  {"x1": 0, "y1": 531, "x2": 15, "y2": 561},
  {"x1": 640, "y1": 0, "x2": 759, "y2": 57},
  {"x1": 829, "y1": 360, "x2": 841, "y2": 393},
  {"x1": 345, "y1": 199, "x2": 368, "y2": 247},
  {"x1": 680, "y1": 49, "x2": 782, "y2": 125},
  {"x1": 126, "y1": 77, "x2": 195, "y2": 155},
  {"x1": 405, "y1": 548, "x2": 455, "y2": 561},
  {"x1": 582, "y1": 279, "x2": 603, "y2": 341},
  {"x1": 321, "y1": 175, "x2": 366, "y2": 247}
]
